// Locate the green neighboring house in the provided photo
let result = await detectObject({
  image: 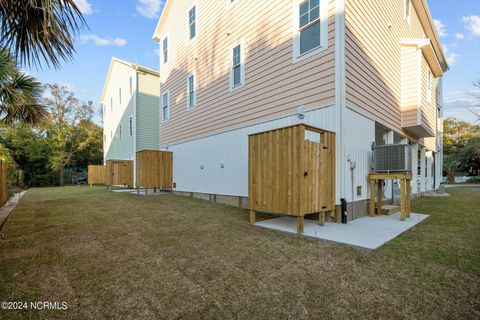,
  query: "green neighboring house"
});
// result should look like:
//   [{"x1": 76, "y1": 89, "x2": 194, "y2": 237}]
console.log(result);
[{"x1": 100, "y1": 57, "x2": 160, "y2": 185}]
